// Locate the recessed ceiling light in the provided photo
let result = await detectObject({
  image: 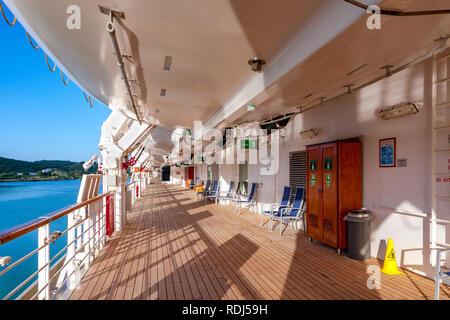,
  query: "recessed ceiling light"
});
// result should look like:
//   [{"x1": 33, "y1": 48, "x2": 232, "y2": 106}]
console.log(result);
[{"x1": 163, "y1": 56, "x2": 173, "y2": 71}]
